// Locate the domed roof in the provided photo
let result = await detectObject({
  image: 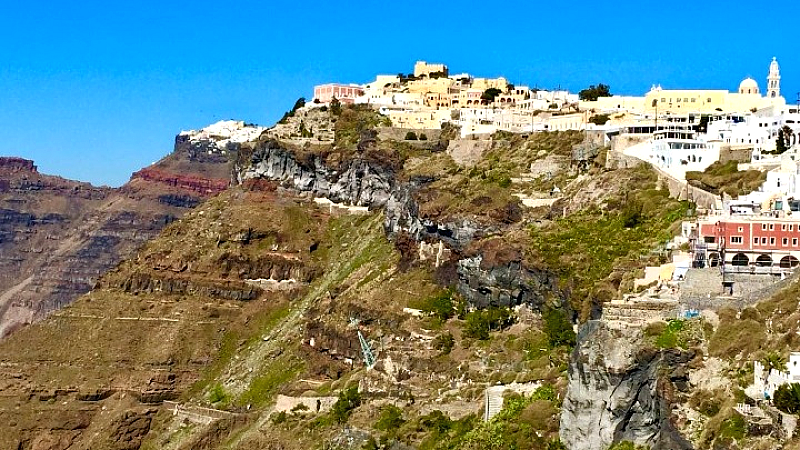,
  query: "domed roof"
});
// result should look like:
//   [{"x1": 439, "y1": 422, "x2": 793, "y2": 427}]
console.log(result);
[{"x1": 739, "y1": 77, "x2": 760, "y2": 94}]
